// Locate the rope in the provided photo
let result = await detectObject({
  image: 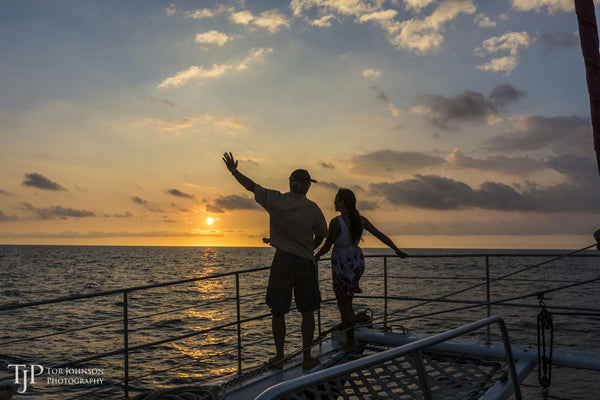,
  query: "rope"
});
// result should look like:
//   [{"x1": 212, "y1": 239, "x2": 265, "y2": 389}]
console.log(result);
[
  {"x1": 537, "y1": 299, "x2": 554, "y2": 400},
  {"x1": 131, "y1": 385, "x2": 225, "y2": 400}
]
